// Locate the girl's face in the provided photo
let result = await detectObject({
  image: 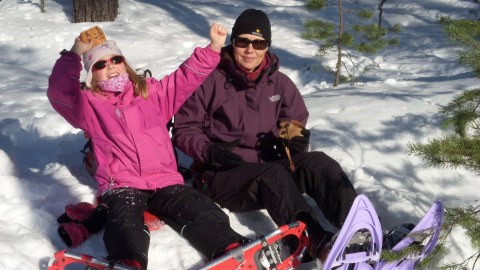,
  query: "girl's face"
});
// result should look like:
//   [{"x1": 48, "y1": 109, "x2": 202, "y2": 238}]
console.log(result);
[
  {"x1": 92, "y1": 54, "x2": 127, "y2": 82},
  {"x1": 232, "y1": 34, "x2": 268, "y2": 72}
]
